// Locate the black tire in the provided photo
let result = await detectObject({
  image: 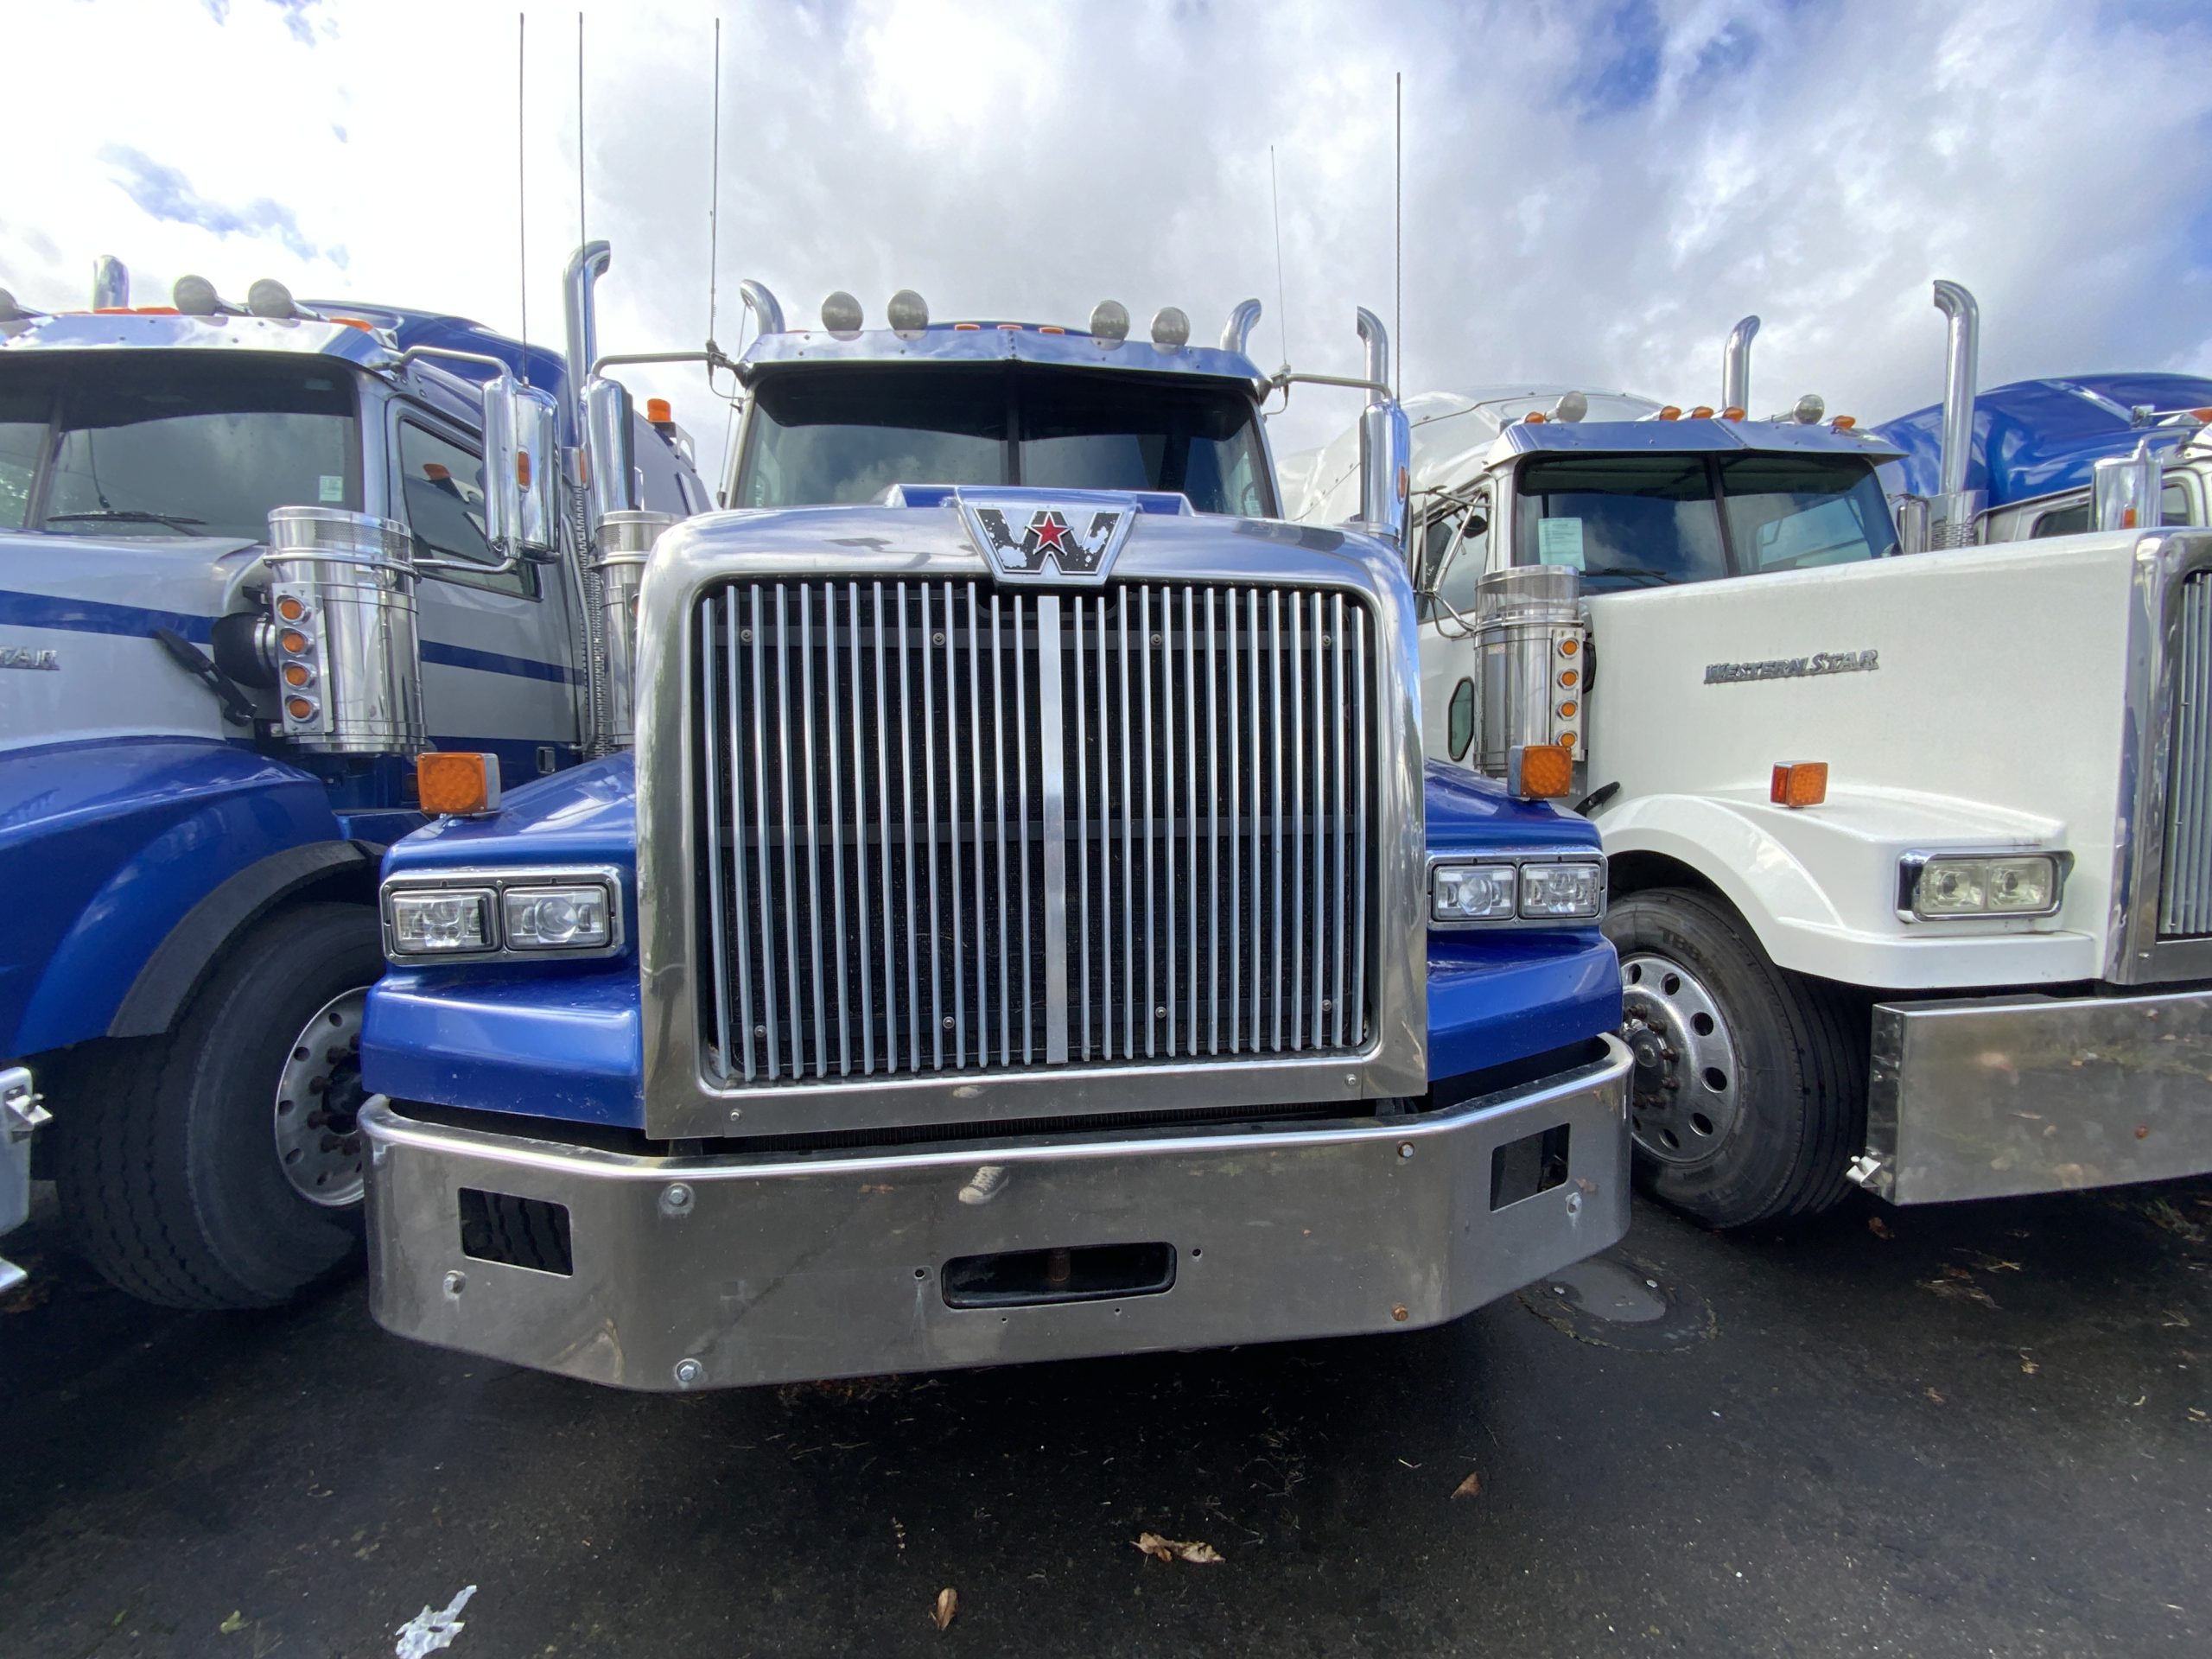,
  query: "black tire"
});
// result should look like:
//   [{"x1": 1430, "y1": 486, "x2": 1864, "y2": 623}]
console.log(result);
[
  {"x1": 52, "y1": 902, "x2": 383, "y2": 1308},
  {"x1": 1604, "y1": 887, "x2": 1866, "y2": 1228}
]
